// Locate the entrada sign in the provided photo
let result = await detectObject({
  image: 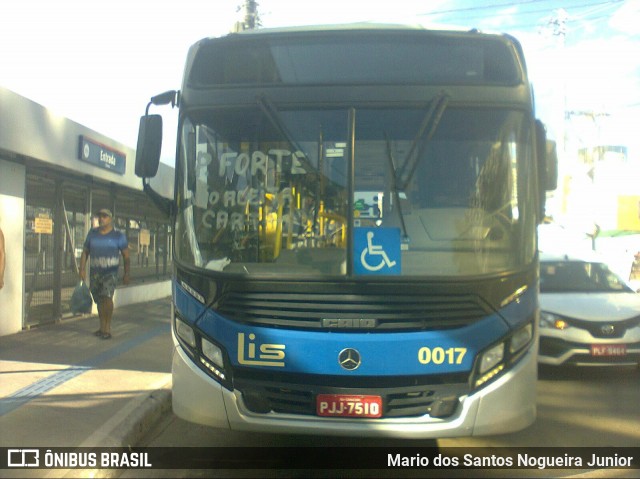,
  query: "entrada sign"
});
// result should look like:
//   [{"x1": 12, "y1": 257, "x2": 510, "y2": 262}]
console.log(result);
[{"x1": 78, "y1": 136, "x2": 126, "y2": 175}]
